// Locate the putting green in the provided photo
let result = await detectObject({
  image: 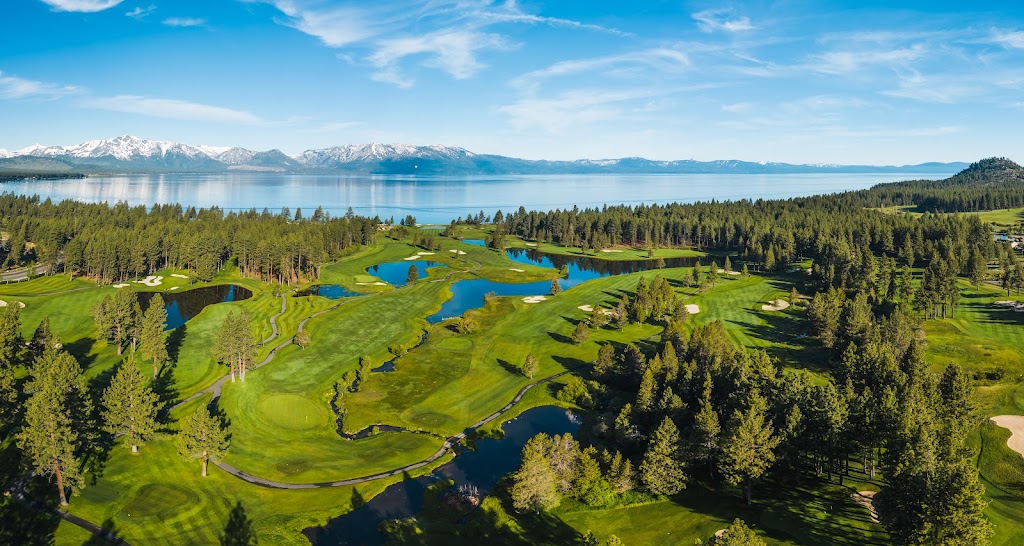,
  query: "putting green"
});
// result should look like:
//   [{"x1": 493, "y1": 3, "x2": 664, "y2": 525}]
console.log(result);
[
  {"x1": 258, "y1": 394, "x2": 328, "y2": 432},
  {"x1": 121, "y1": 484, "x2": 196, "y2": 519}
]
